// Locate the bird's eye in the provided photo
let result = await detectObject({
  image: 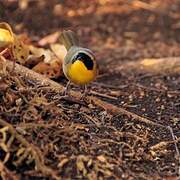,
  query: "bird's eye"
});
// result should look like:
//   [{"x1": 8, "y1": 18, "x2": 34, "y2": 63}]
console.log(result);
[{"x1": 72, "y1": 52, "x2": 94, "y2": 70}]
